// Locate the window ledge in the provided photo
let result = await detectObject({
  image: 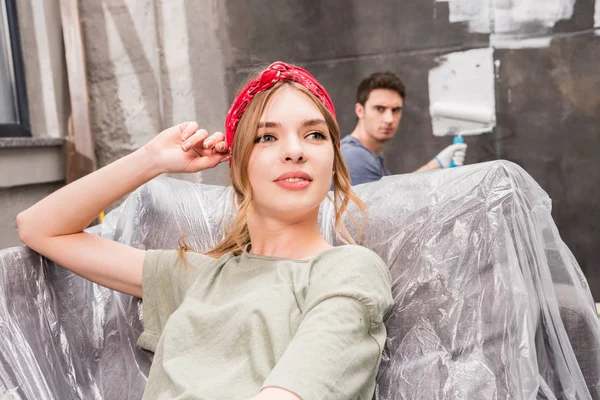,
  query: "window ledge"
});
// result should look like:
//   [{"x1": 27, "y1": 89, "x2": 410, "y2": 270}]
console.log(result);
[{"x1": 0, "y1": 137, "x2": 66, "y2": 188}]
